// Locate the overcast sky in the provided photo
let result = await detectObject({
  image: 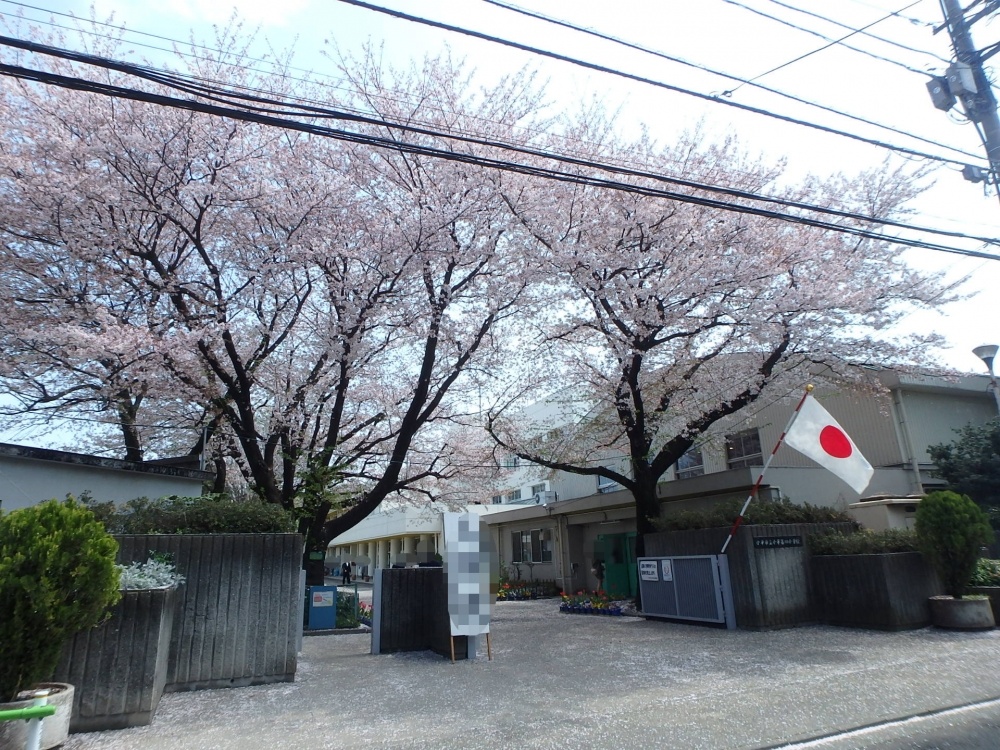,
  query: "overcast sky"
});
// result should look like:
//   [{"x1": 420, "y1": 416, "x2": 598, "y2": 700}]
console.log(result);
[{"x1": 7, "y1": 0, "x2": 1000, "y2": 376}]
